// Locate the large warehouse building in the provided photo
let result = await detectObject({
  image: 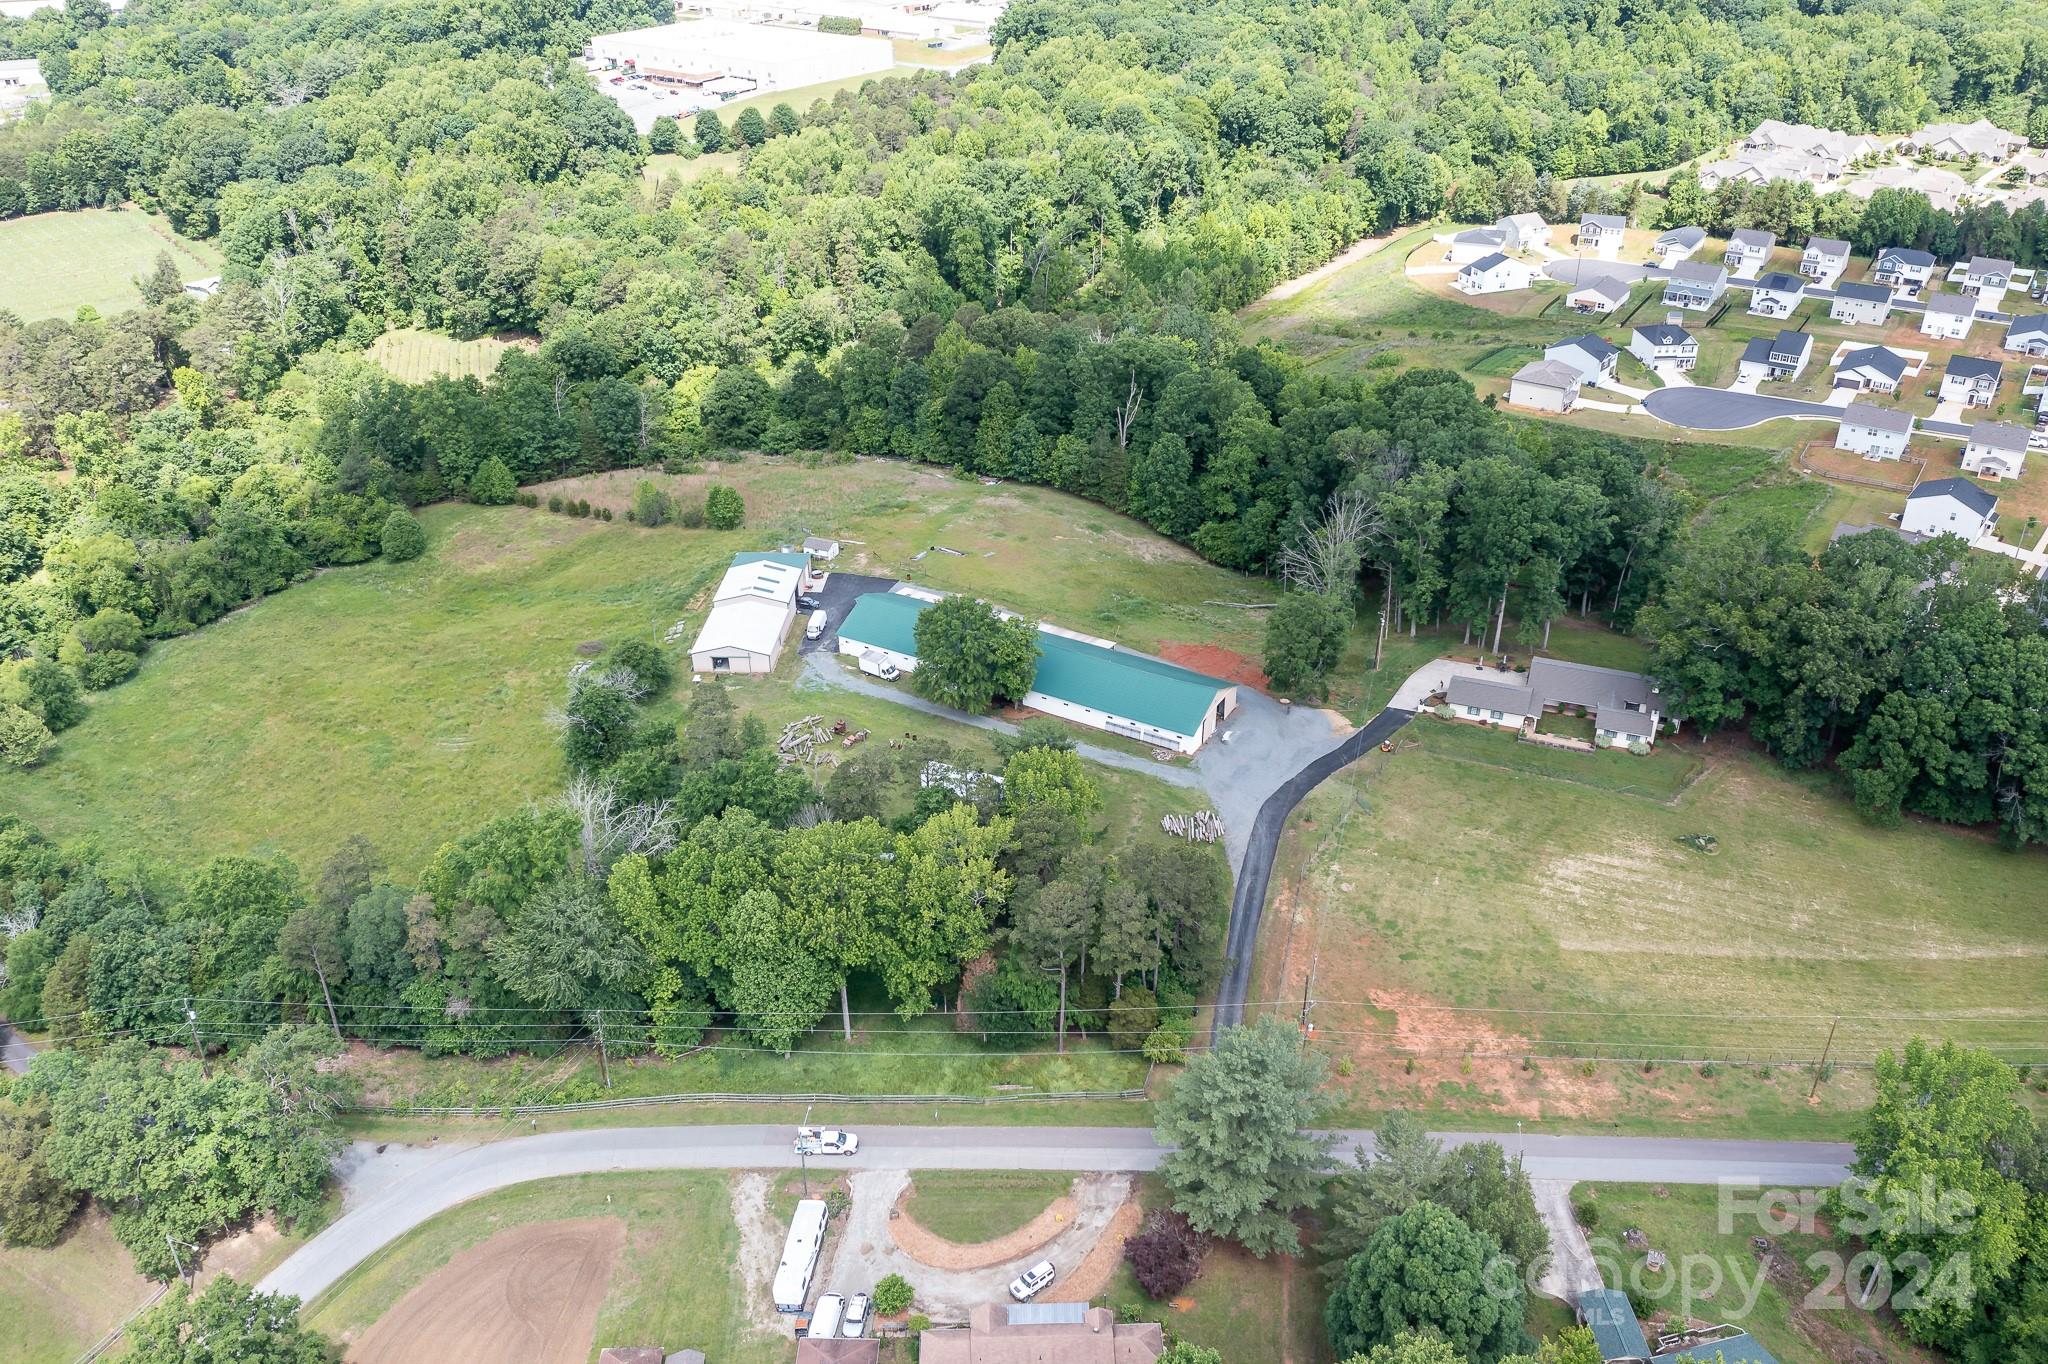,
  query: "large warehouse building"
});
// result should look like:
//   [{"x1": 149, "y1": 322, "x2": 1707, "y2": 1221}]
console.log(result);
[
  {"x1": 688, "y1": 551, "x2": 805, "y2": 675},
  {"x1": 836, "y1": 590, "x2": 1239, "y2": 755},
  {"x1": 586, "y1": 19, "x2": 894, "y2": 94}
]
